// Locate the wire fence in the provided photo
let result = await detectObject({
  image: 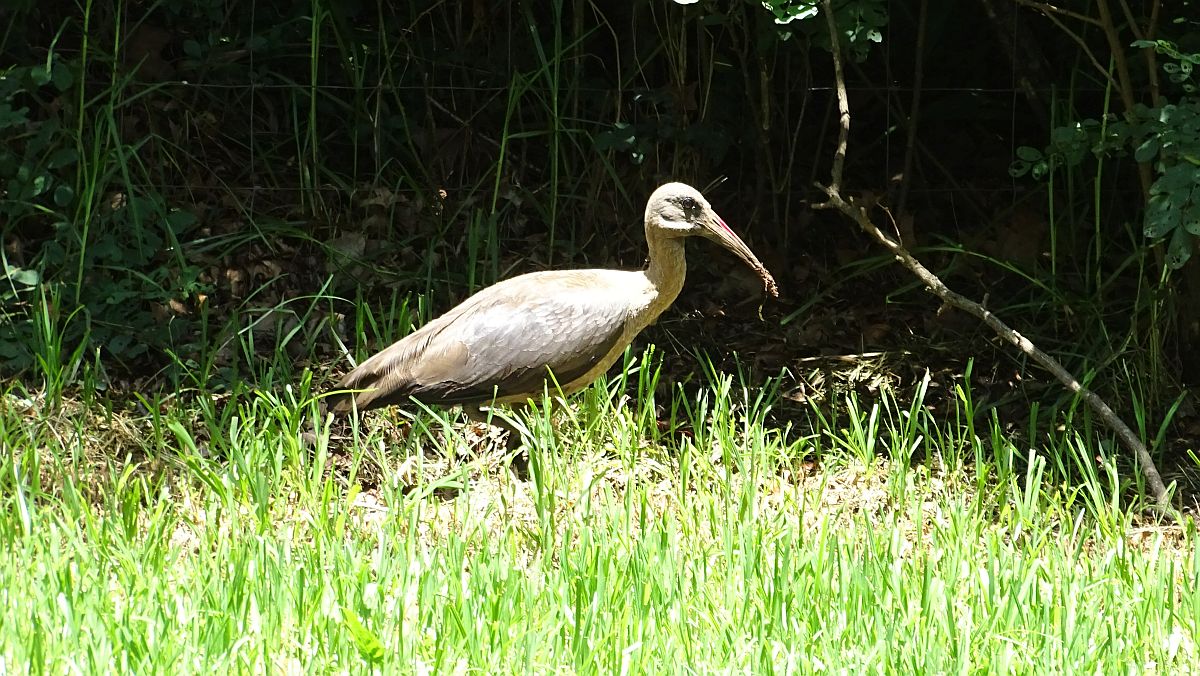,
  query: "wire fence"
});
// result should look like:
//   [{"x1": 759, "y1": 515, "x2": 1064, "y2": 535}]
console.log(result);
[
  {"x1": 82, "y1": 1, "x2": 1051, "y2": 217},
  {"x1": 12, "y1": 0, "x2": 1142, "y2": 245}
]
